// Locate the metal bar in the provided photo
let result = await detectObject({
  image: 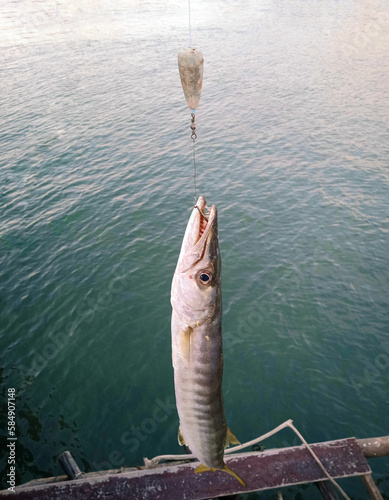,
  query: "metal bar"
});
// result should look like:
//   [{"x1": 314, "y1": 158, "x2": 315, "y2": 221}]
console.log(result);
[
  {"x1": 357, "y1": 437, "x2": 389, "y2": 458},
  {"x1": 361, "y1": 474, "x2": 384, "y2": 500},
  {"x1": 58, "y1": 451, "x2": 83, "y2": 480},
  {"x1": 316, "y1": 480, "x2": 340, "y2": 499},
  {"x1": 4, "y1": 438, "x2": 370, "y2": 500}
]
